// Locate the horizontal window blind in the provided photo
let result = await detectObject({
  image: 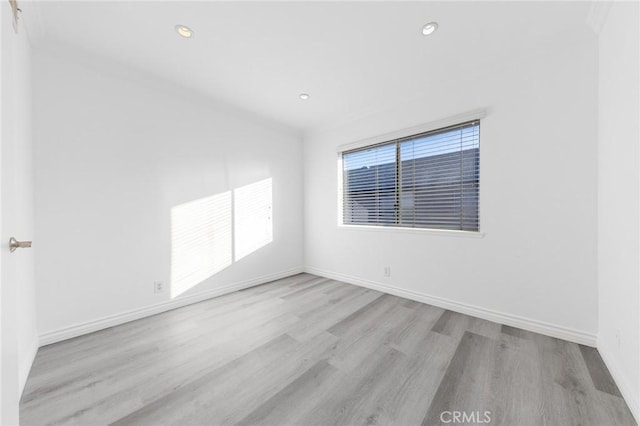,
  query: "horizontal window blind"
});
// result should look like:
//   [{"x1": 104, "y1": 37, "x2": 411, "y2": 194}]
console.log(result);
[
  {"x1": 342, "y1": 121, "x2": 480, "y2": 231},
  {"x1": 342, "y1": 143, "x2": 397, "y2": 225}
]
